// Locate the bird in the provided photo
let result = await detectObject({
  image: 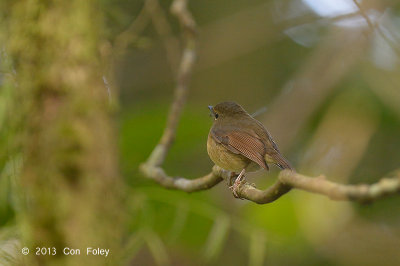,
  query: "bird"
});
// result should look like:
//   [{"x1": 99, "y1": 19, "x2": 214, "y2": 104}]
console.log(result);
[{"x1": 207, "y1": 101, "x2": 293, "y2": 198}]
